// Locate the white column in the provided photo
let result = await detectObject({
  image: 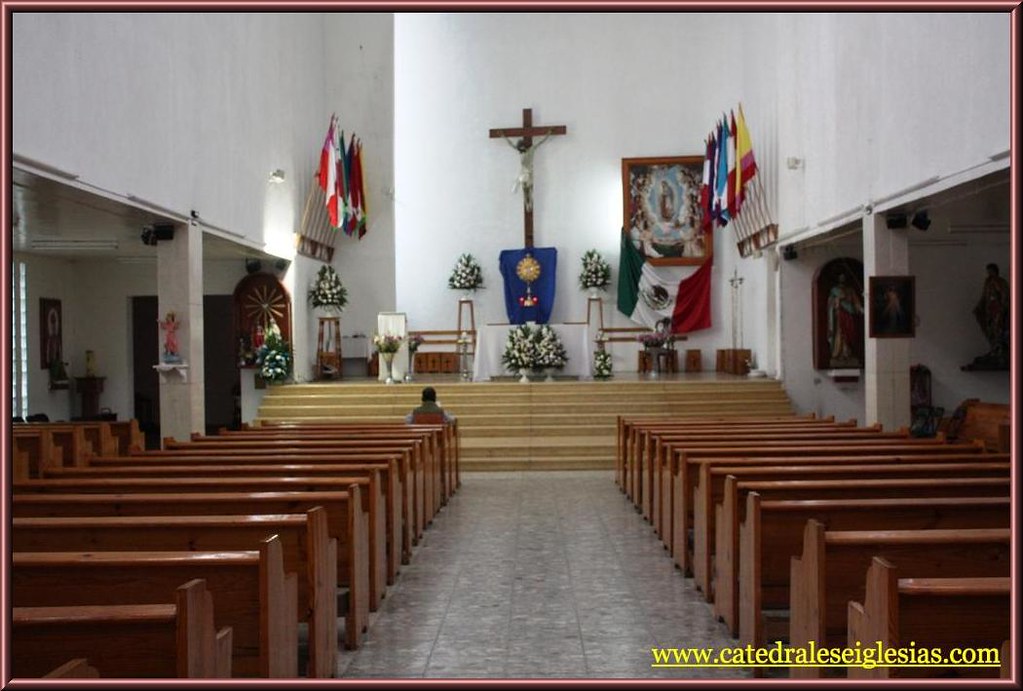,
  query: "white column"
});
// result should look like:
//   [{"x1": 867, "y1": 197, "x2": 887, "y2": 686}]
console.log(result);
[
  {"x1": 863, "y1": 213, "x2": 910, "y2": 430},
  {"x1": 157, "y1": 221, "x2": 205, "y2": 442}
]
